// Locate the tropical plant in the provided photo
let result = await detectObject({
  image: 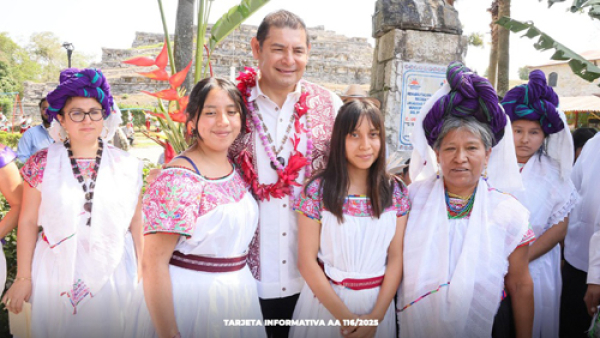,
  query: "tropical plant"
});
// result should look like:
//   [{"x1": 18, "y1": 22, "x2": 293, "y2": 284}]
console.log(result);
[
  {"x1": 487, "y1": 0, "x2": 499, "y2": 89},
  {"x1": 496, "y1": 17, "x2": 600, "y2": 87},
  {"x1": 543, "y1": 0, "x2": 600, "y2": 20},
  {"x1": 122, "y1": 0, "x2": 270, "y2": 159},
  {"x1": 497, "y1": 0, "x2": 511, "y2": 97}
]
